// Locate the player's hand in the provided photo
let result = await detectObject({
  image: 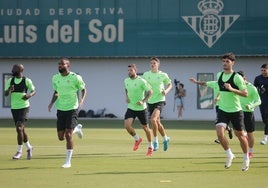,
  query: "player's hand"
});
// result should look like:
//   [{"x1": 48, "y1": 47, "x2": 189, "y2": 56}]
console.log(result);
[
  {"x1": 126, "y1": 97, "x2": 130, "y2": 103},
  {"x1": 189, "y1": 77, "x2": 197, "y2": 83},
  {"x1": 22, "y1": 94, "x2": 31, "y2": 100},
  {"x1": 245, "y1": 104, "x2": 251, "y2": 110},
  {"x1": 48, "y1": 103, "x2": 53, "y2": 112},
  {"x1": 161, "y1": 89, "x2": 166, "y2": 96},
  {"x1": 9, "y1": 85, "x2": 14, "y2": 92},
  {"x1": 137, "y1": 101, "x2": 144, "y2": 105},
  {"x1": 79, "y1": 99, "x2": 84, "y2": 109},
  {"x1": 223, "y1": 83, "x2": 232, "y2": 91}
]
